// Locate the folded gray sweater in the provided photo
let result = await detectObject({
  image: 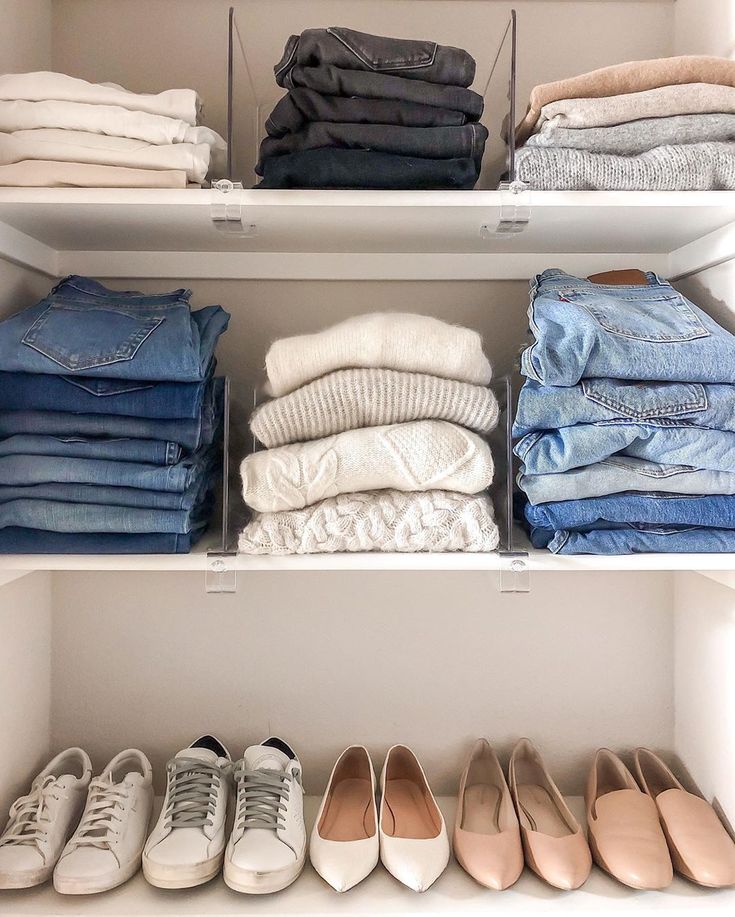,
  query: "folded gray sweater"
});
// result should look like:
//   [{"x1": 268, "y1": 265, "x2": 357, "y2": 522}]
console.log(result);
[
  {"x1": 525, "y1": 113, "x2": 735, "y2": 156},
  {"x1": 516, "y1": 142, "x2": 735, "y2": 190}
]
